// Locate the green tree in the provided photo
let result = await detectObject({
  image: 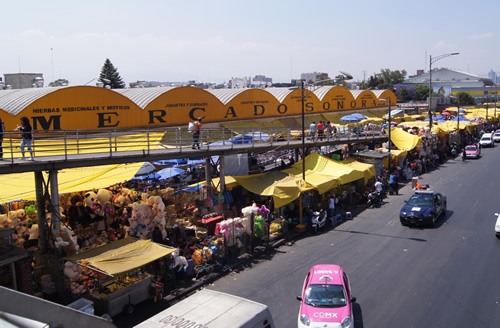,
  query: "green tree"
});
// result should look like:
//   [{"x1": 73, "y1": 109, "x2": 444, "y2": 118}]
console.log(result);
[
  {"x1": 99, "y1": 58, "x2": 126, "y2": 89},
  {"x1": 456, "y1": 91, "x2": 476, "y2": 106},
  {"x1": 49, "y1": 79, "x2": 69, "y2": 87},
  {"x1": 415, "y1": 85, "x2": 431, "y2": 101},
  {"x1": 366, "y1": 69, "x2": 407, "y2": 90}
]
